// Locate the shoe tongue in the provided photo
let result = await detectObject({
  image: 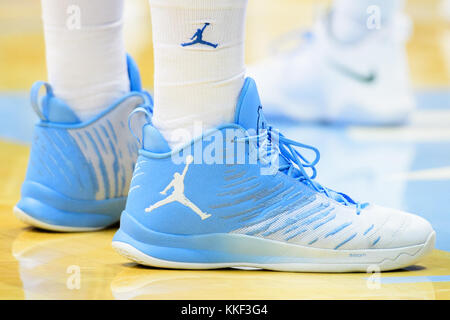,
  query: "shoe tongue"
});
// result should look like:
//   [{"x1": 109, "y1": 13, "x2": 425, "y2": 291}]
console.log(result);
[
  {"x1": 235, "y1": 77, "x2": 293, "y2": 171},
  {"x1": 234, "y1": 78, "x2": 267, "y2": 134},
  {"x1": 41, "y1": 95, "x2": 81, "y2": 124}
]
